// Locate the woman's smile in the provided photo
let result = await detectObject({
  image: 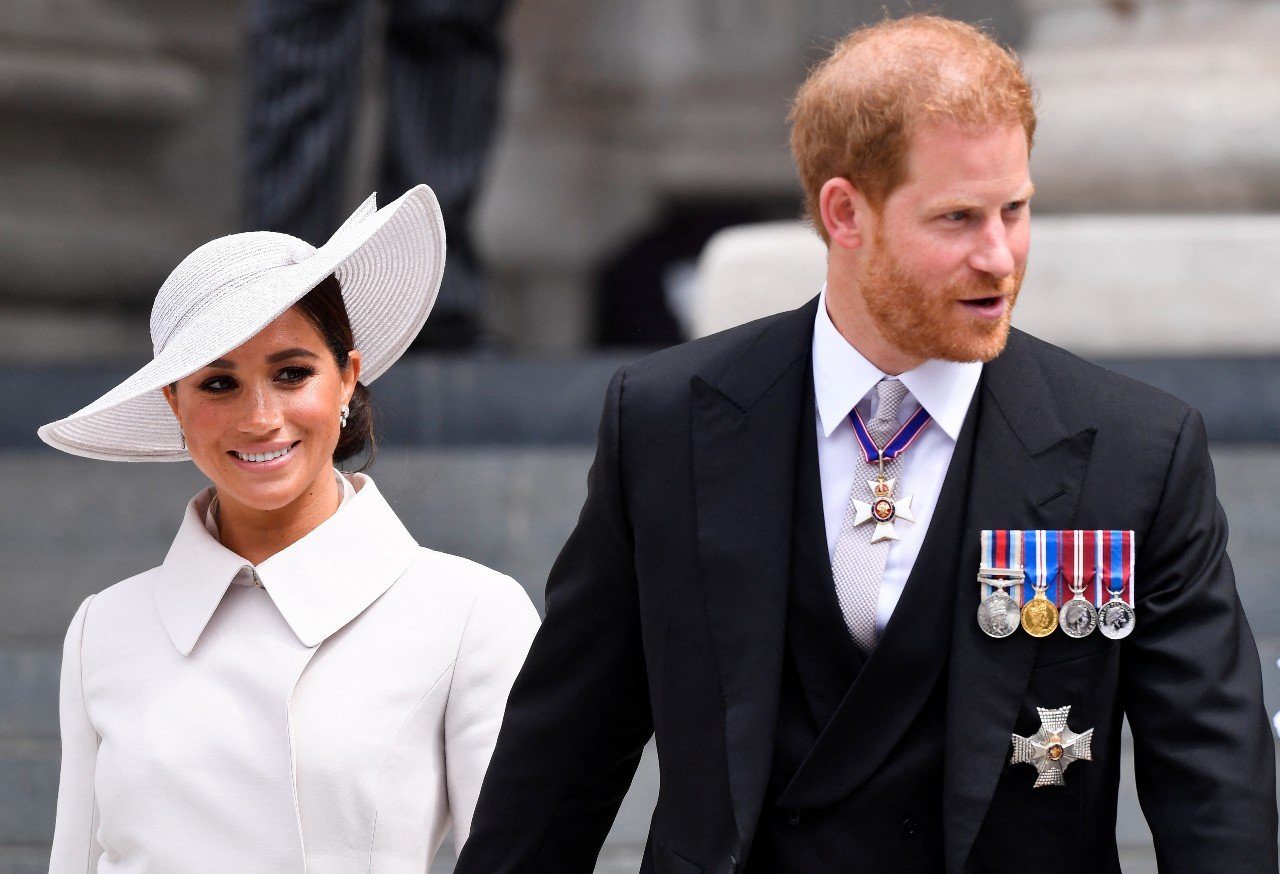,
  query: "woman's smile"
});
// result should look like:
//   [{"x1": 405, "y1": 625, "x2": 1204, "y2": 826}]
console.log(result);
[{"x1": 228, "y1": 440, "x2": 301, "y2": 469}]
